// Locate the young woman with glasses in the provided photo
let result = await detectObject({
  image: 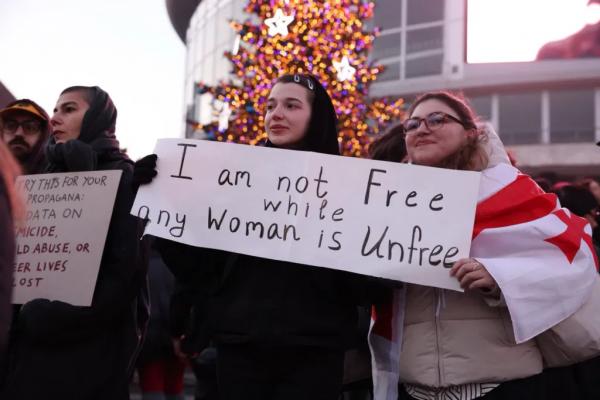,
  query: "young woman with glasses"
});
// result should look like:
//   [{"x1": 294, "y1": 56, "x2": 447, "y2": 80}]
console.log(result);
[{"x1": 369, "y1": 91, "x2": 599, "y2": 400}]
